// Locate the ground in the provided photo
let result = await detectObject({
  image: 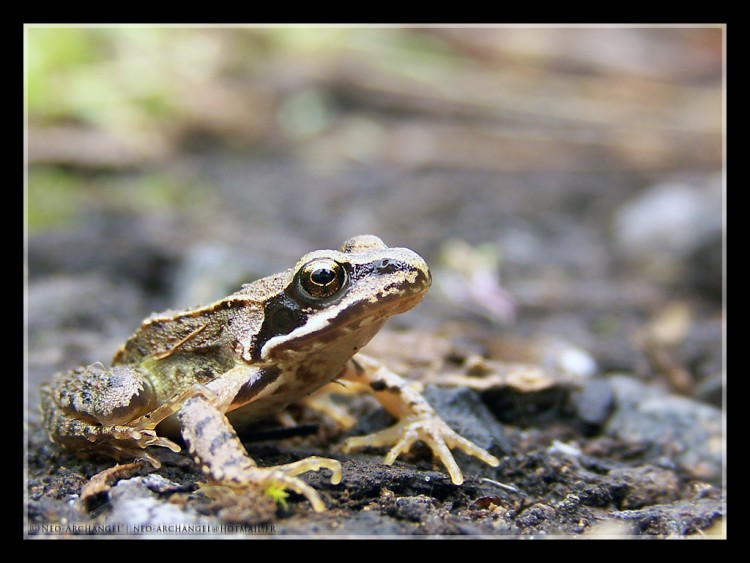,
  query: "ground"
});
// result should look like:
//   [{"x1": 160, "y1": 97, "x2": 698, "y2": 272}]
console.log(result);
[{"x1": 26, "y1": 160, "x2": 724, "y2": 538}]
